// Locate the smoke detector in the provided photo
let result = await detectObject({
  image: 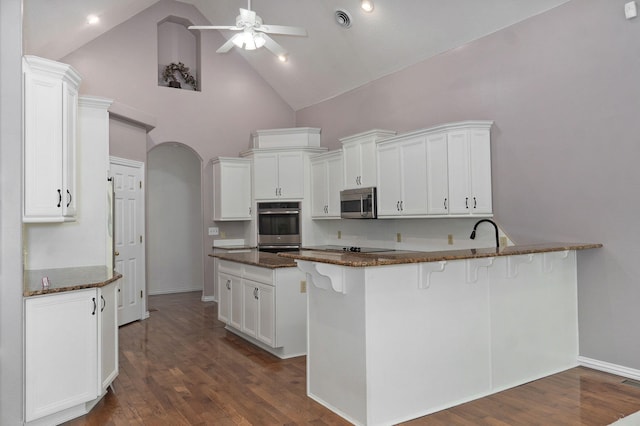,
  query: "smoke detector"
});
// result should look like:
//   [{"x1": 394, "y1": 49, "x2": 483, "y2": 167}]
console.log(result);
[{"x1": 335, "y1": 9, "x2": 352, "y2": 28}]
